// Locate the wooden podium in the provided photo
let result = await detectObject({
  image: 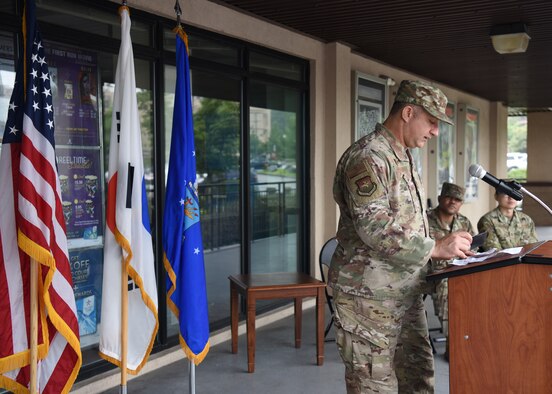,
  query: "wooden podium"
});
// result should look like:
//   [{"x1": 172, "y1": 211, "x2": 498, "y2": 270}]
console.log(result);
[{"x1": 427, "y1": 241, "x2": 552, "y2": 394}]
